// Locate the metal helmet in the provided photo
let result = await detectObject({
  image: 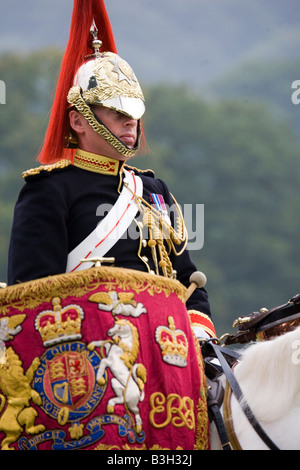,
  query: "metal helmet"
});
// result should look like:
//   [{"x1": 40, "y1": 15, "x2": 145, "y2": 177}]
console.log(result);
[
  {"x1": 67, "y1": 38, "x2": 145, "y2": 157},
  {"x1": 72, "y1": 52, "x2": 145, "y2": 120}
]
